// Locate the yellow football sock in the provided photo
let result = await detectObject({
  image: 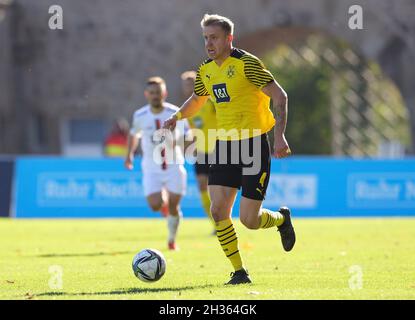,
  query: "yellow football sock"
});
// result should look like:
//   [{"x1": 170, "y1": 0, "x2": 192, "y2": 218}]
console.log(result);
[
  {"x1": 200, "y1": 190, "x2": 214, "y2": 225},
  {"x1": 216, "y1": 219, "x2": 244, "y2": 271},
  {"x1": 259, "y1": 208, "x2": 285, "y2": 228}
]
